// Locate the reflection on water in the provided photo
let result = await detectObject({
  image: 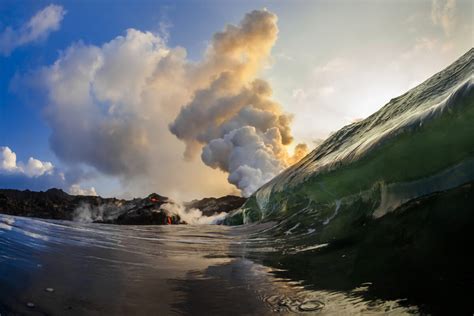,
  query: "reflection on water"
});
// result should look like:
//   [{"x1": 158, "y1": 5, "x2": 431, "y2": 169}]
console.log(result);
[{"x1": 0, "y1": 215, "x2": 419, "y2": 315}]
